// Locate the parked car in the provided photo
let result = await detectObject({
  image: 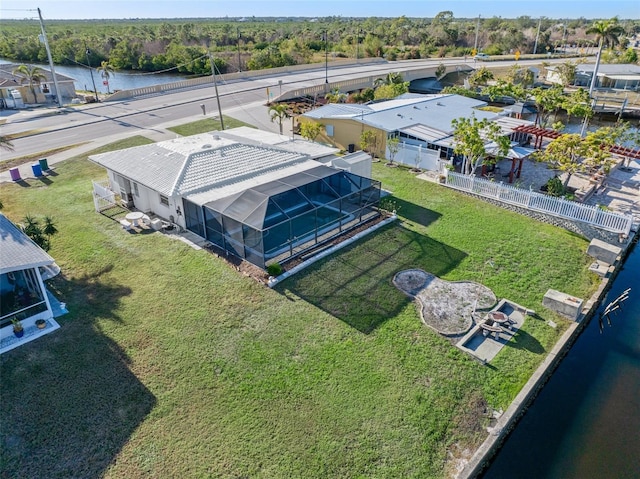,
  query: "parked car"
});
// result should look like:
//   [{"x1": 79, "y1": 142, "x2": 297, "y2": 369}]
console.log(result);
[{"x1": 474, "y1": 53, "x2": 490, "y2": 60}]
